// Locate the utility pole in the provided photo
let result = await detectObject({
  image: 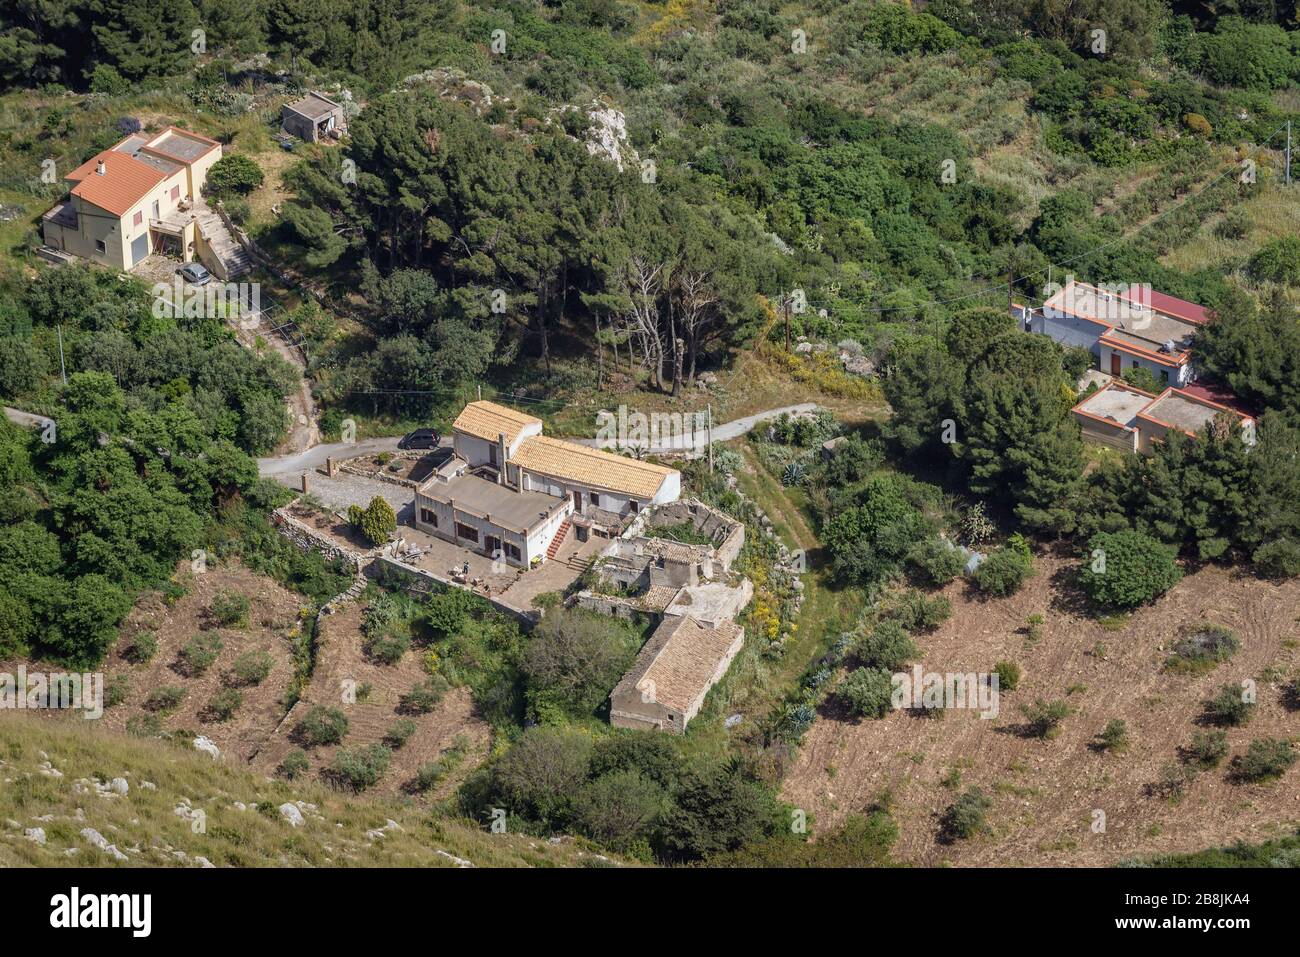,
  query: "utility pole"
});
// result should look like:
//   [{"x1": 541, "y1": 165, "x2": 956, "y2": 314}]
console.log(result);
[
  {"x1": 1287, "y1": 120, "x2": 1293, "y2": 187},
  {"x1": 57, "y1": 325, "x2": 67, "y2": 385},
  {"x1": 707, "y1": 404, "x2": 714, "y2": 474}
]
